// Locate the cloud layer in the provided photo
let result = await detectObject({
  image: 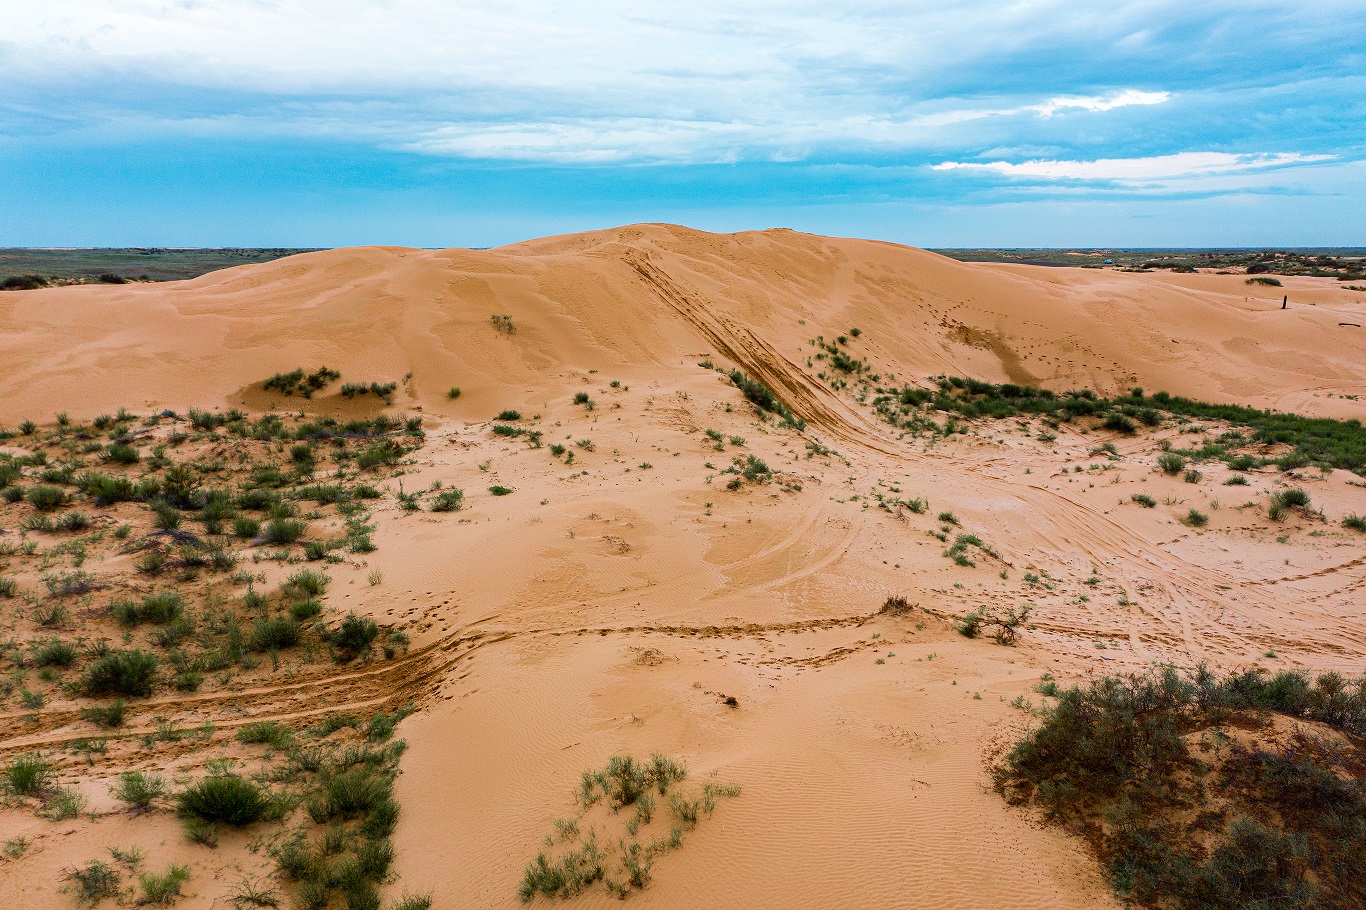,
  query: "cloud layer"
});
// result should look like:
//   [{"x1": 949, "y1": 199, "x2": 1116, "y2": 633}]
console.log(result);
[{"x1": 1, "y1": 1, "x2": 1363, "y2": 244}]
